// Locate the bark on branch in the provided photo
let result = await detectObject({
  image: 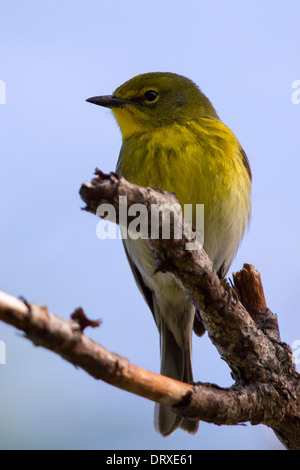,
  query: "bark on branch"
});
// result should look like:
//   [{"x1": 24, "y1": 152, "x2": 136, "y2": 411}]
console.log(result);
[
  {"x1": 79, "y1": 170, "x2": 300, "y2": 449},
  {"x1": 0, "y1": 291, "x2": 192, "y2": 405},
  {"x1": 1, "y1": 170, "x2": 299, "y2": 449}
]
